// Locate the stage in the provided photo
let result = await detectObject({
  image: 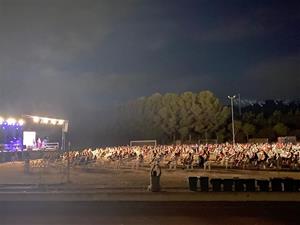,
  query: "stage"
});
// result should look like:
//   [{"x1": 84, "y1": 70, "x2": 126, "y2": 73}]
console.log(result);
[{"x1": 0, "y1": 115, "x2": 67, "y2": 153}]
